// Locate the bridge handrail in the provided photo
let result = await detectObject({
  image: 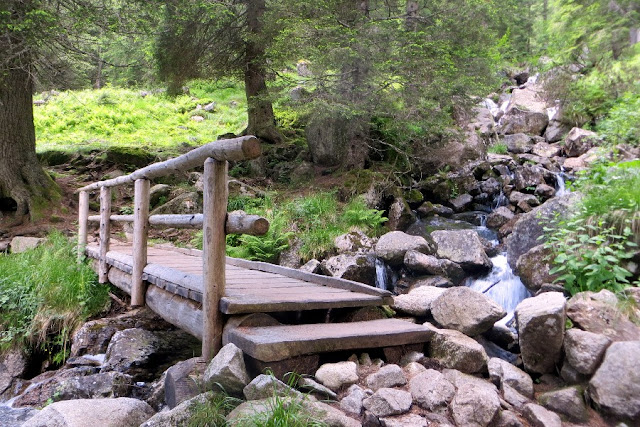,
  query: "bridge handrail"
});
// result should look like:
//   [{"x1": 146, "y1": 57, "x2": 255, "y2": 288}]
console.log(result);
[{"x1": 76, "y1": 135, "x2": 263, "y2": 360}]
